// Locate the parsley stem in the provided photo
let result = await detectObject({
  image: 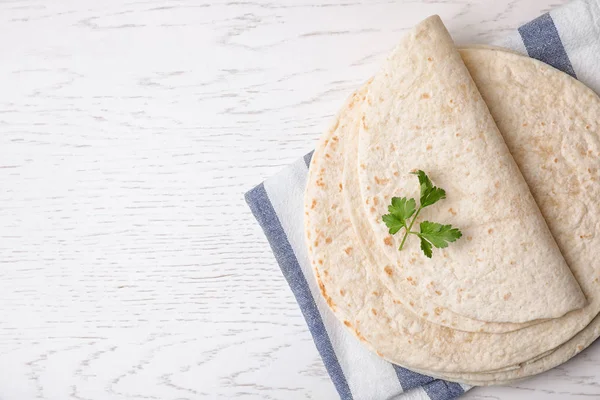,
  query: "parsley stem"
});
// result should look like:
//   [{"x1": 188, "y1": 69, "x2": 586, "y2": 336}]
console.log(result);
[{"x1": 399, "y1": 206, "x2": 422, "y2": 250}]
